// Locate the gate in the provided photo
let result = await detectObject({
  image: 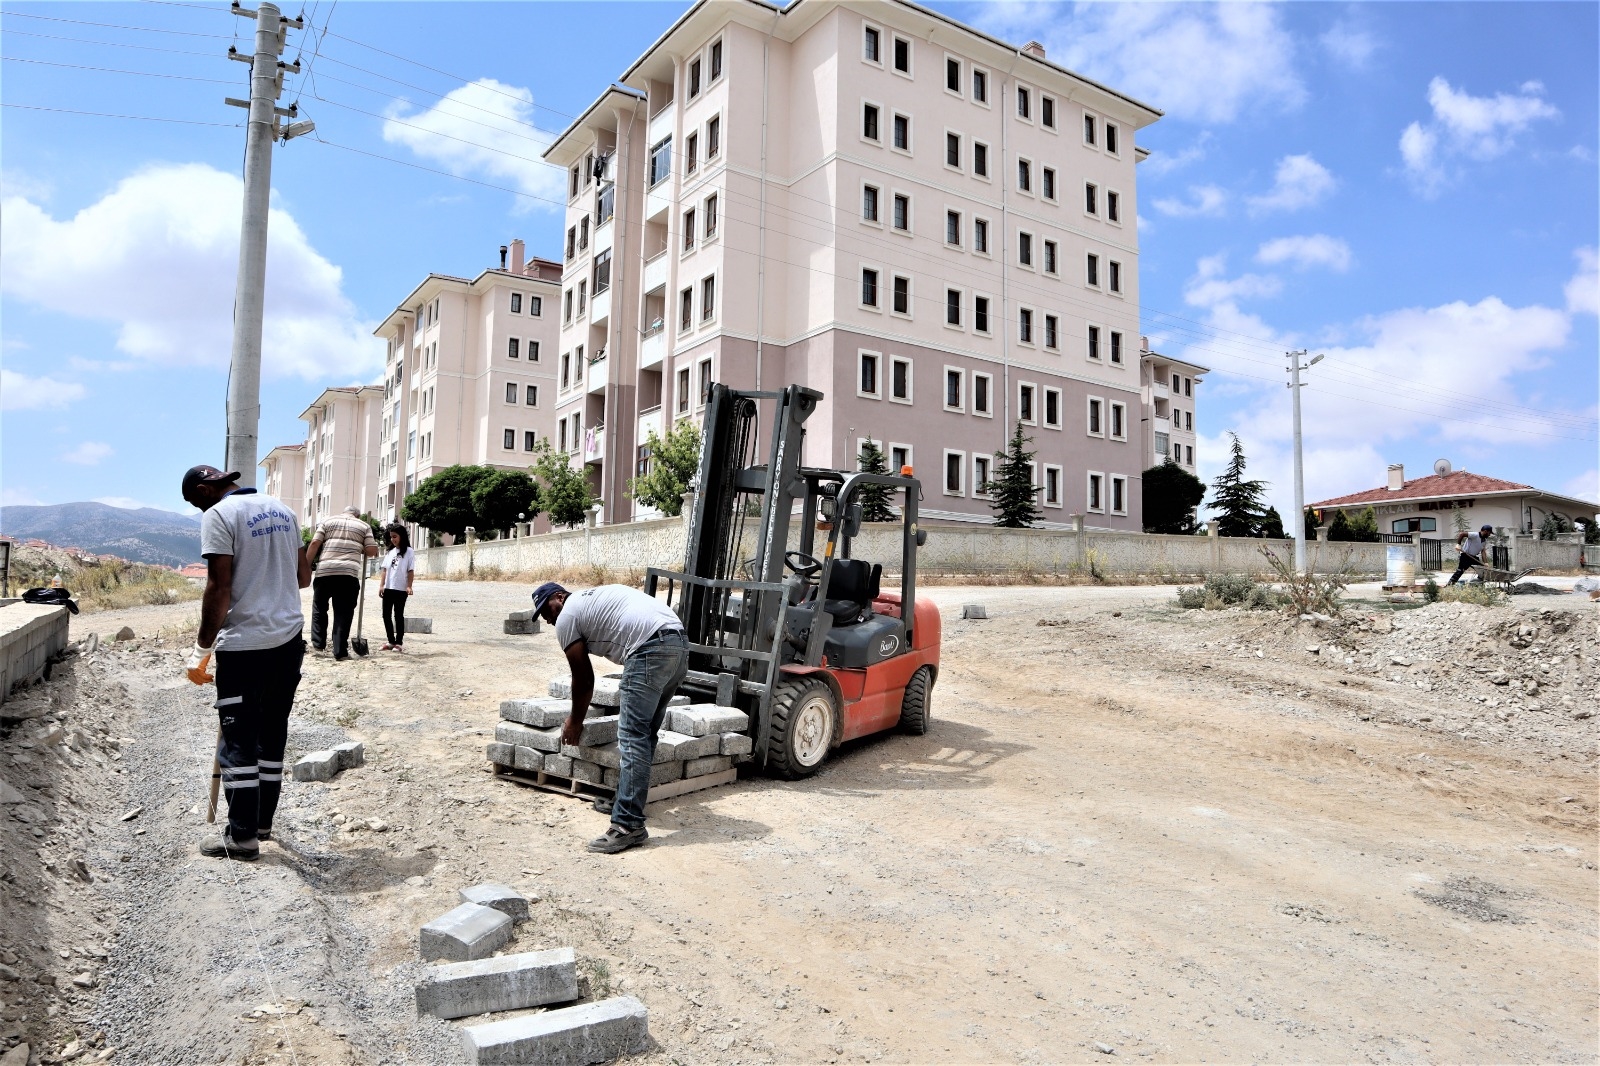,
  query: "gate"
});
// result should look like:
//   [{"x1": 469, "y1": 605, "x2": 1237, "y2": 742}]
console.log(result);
[{"x1": 1420, "y1": 537, "x2": 1442, "y2": 572}]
